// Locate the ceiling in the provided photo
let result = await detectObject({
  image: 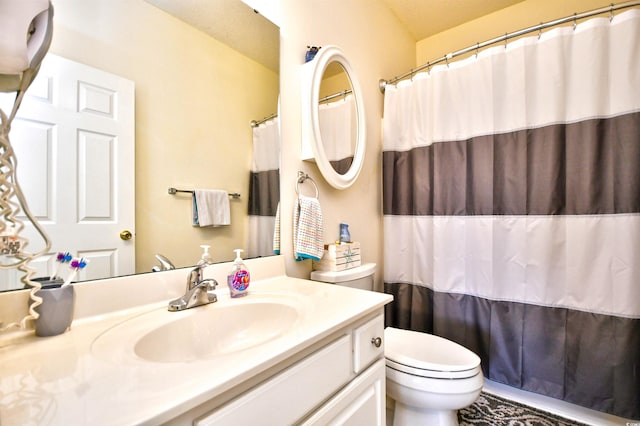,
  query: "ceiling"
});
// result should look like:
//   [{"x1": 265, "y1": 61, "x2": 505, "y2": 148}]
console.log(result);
[
  {"x1": 382, "y1": 0, "x2": 525, "y2": 41},
  {"x1": 144, "y1": 0, "x2": 280, "y2": 71},
  {"x1": 143, "y1": 0, "x2": 525, "y2": 72}
]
